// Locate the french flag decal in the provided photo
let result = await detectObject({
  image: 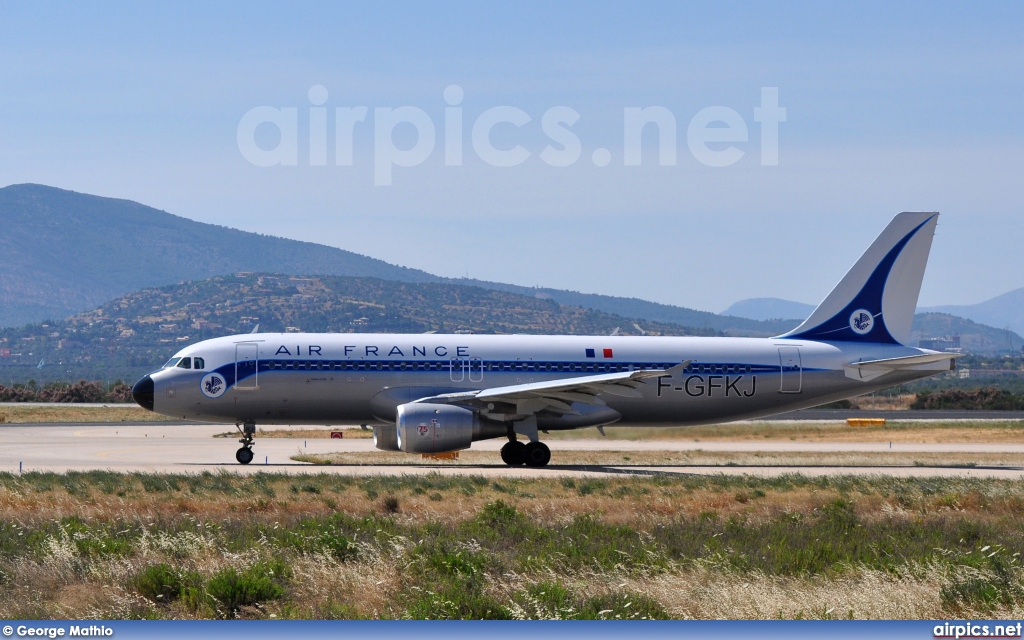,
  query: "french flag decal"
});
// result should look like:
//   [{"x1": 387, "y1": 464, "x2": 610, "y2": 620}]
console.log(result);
[{"x1": 585, "y1": 348, "x2": 614, "y2": 358}]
